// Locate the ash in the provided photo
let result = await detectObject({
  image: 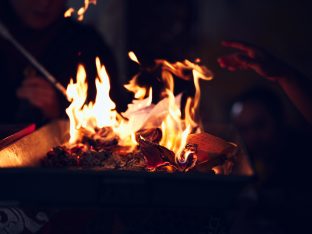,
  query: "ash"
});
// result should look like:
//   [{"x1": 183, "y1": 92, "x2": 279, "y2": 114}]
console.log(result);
[{"x1": 42, "y1": 145, "x2": 146, "y2": 171}]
